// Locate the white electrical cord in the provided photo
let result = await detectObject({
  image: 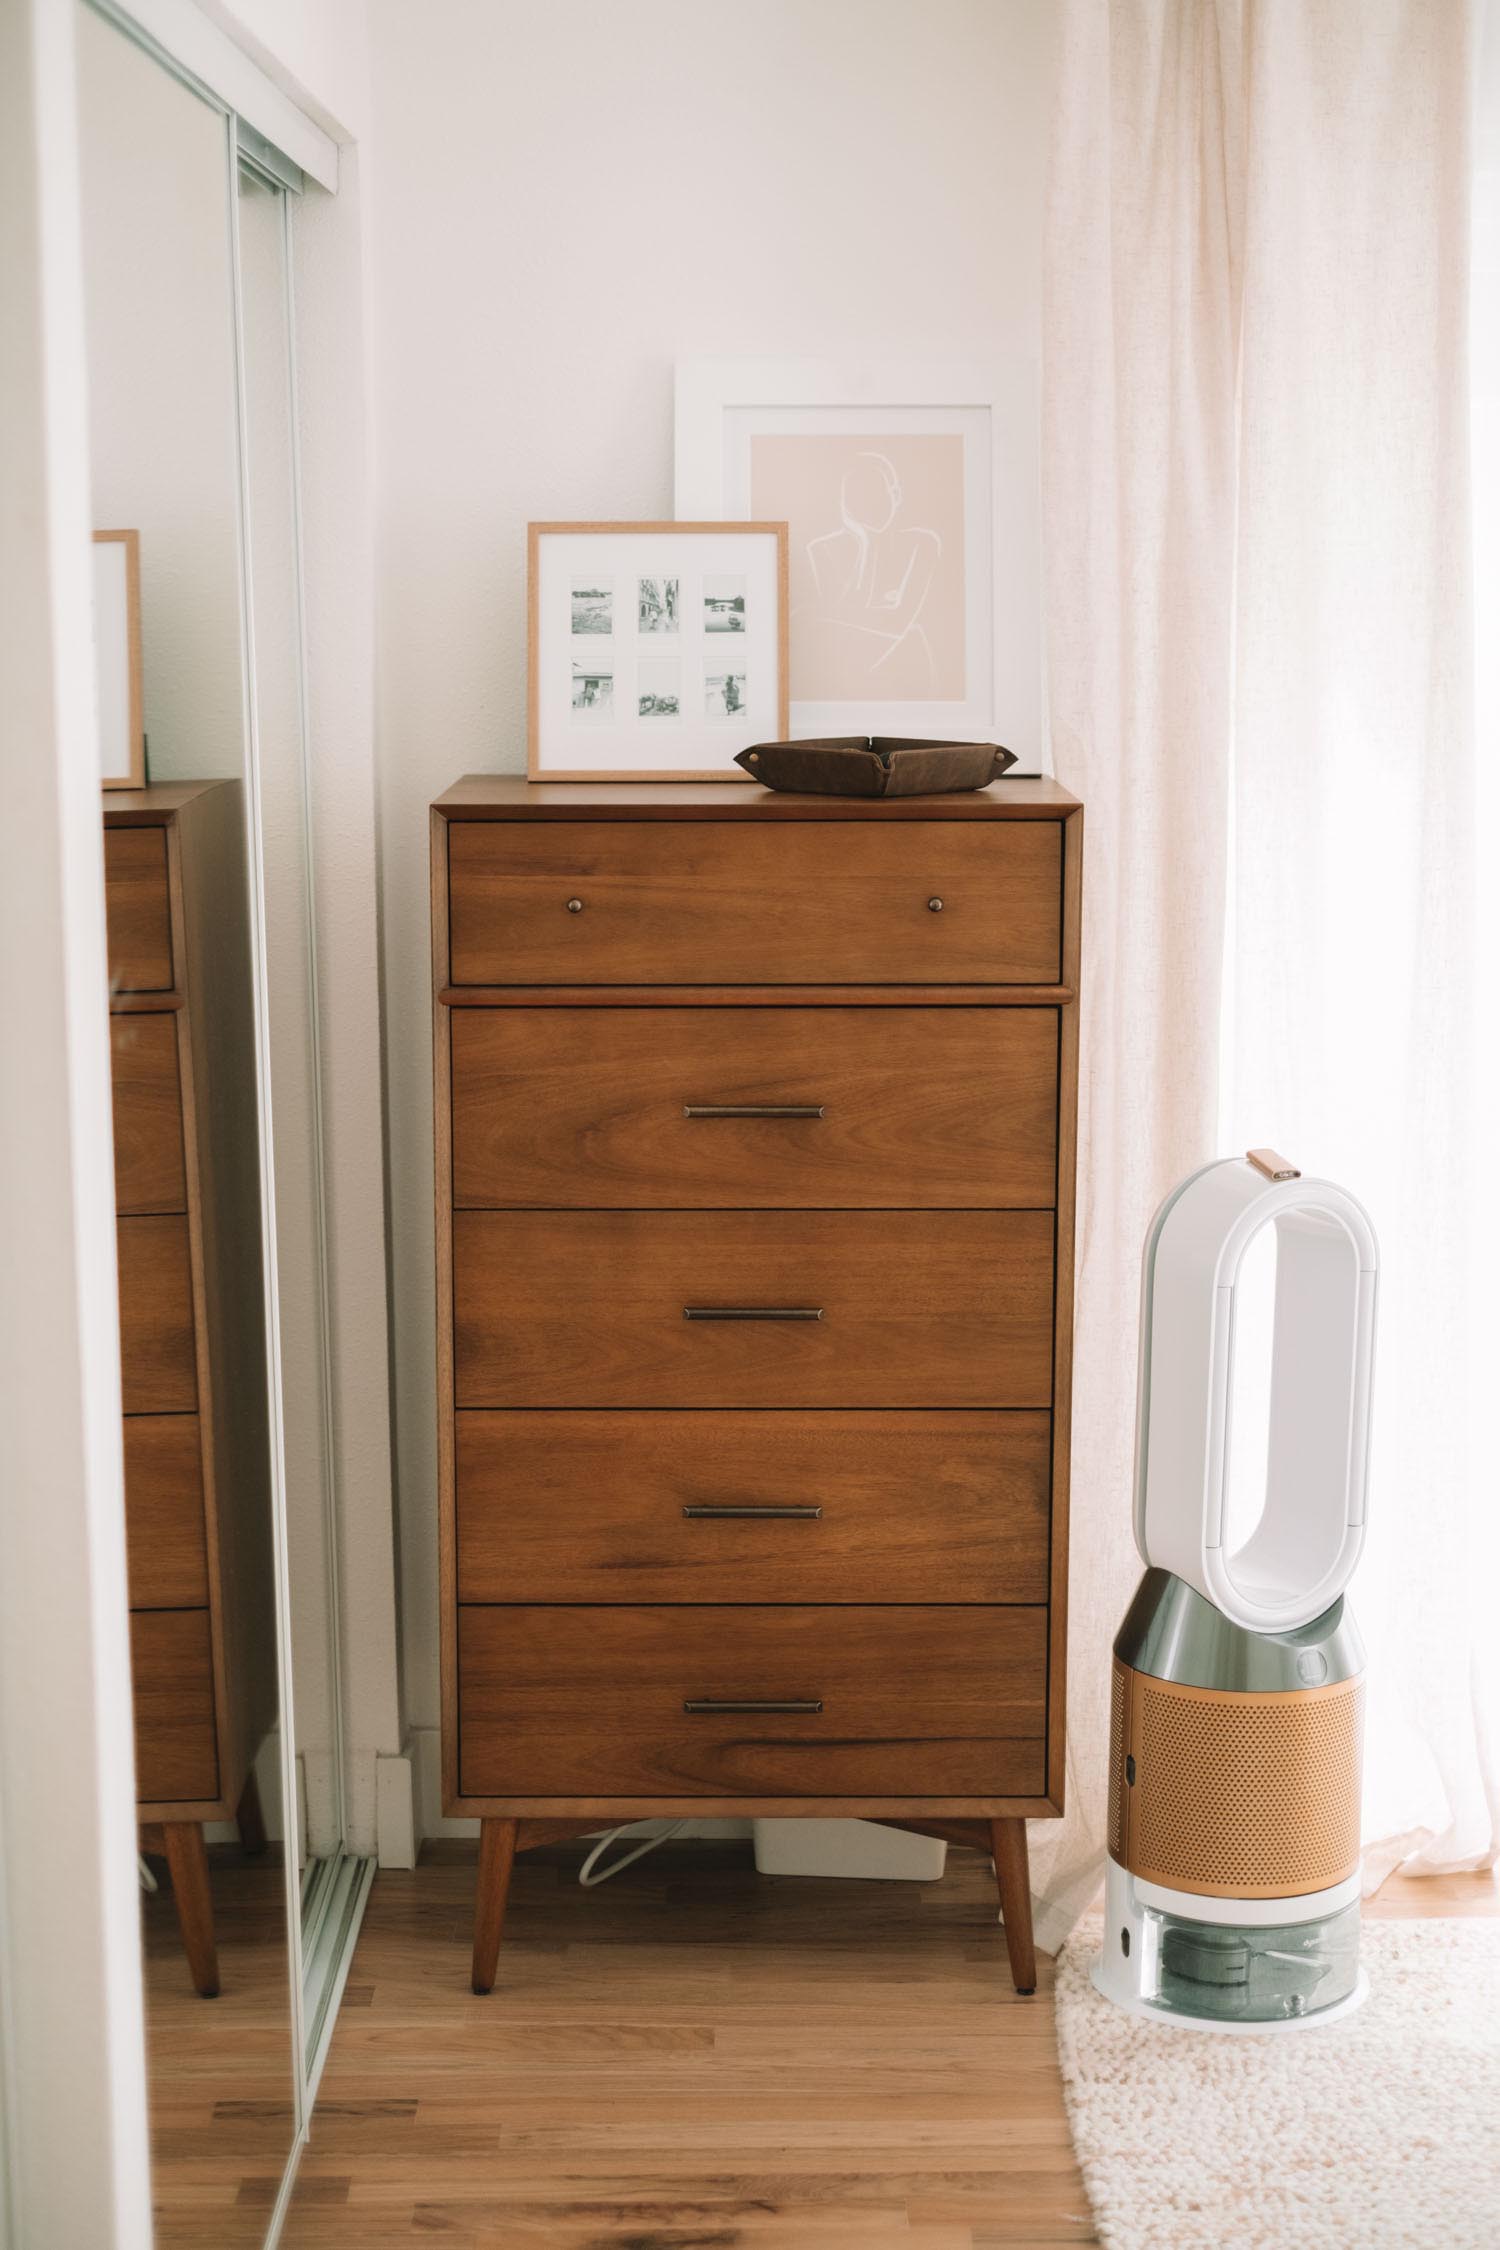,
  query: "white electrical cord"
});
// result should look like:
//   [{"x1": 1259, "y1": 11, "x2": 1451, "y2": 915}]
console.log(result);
[
  {"x1": 137, "y1": 1854, "x2": 159, "y2": 1893},
  {"x1": 578, "y1": 1819, "x2": 689, "y2": 1887}
]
